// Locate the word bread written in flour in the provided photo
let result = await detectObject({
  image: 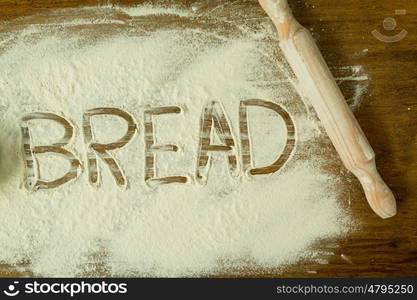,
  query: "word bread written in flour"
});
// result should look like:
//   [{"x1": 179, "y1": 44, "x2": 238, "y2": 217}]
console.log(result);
[{"x1": 20, "y1": 99, "x2": 296, "y2": 191}]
